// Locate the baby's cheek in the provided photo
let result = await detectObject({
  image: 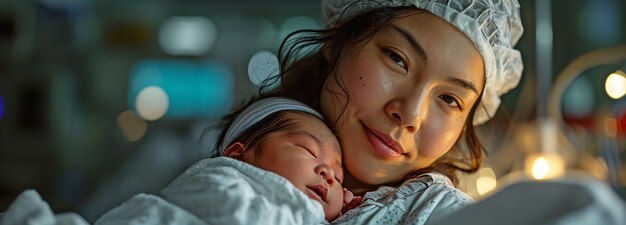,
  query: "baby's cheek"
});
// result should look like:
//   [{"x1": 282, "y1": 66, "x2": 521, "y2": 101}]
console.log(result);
[{"x1": 332, "y1": 187, "x2": 345, "y2": 211}]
